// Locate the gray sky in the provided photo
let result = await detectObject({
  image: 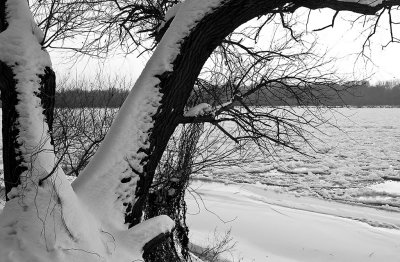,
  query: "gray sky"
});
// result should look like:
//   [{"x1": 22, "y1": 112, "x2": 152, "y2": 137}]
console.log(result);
[
  {"x1": 306, "y1": 8, "x2": 400, "y2": 83},
  {"x1": 50, "y1": 8, "x2": 400, "y2": 86}
]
